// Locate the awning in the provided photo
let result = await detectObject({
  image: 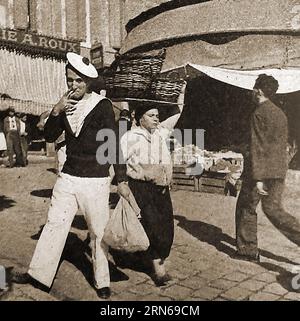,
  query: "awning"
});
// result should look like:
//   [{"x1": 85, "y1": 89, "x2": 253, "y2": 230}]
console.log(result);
[
  {"x1": 173, "y1": 63, "x2": 300, "y2": 94},
  {"x1": 159, "y1": 34, "x2": 300, "y2": 72},
  {"x1": 120, "y1": 0, "x2": 300, "y2": 86},
  {"x1": 0, "y1": 48, "x2": 67, "y2": 105},
  {"x1": 0, "y1": 28, "x2": 79, "y2": 106},
  {"x1": 120, "y1": 0, "x2": 300, "y2": 54},
  {"x1": 0, "y1": 98, "x2": 52, "y2": 116}
]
